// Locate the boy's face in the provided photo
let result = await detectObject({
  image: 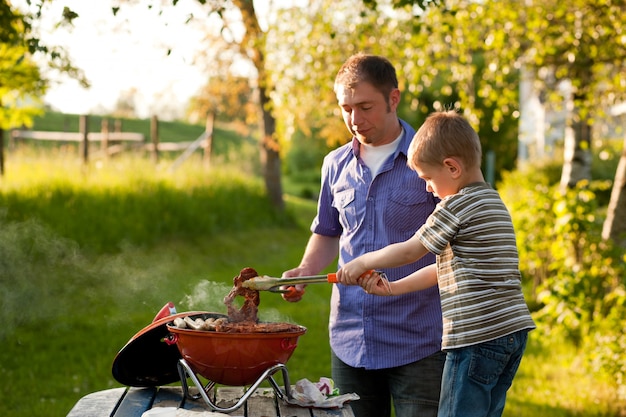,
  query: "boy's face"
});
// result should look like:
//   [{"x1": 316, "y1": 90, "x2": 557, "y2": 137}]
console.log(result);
[
  {"x1": 335, "y1": 81, "x2": 400, "y2": 146},
  {"x1": 414, "y1": 160, "x2": 459, "y2": 199}
]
